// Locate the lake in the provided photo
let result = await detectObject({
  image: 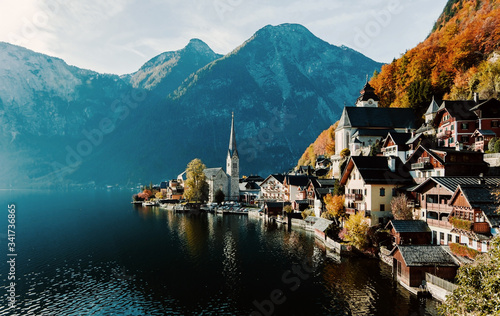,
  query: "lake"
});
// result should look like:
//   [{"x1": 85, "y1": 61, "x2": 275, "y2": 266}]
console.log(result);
[{"x1": 0, "y1": 190, "x2": 440, "y2": 315}]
